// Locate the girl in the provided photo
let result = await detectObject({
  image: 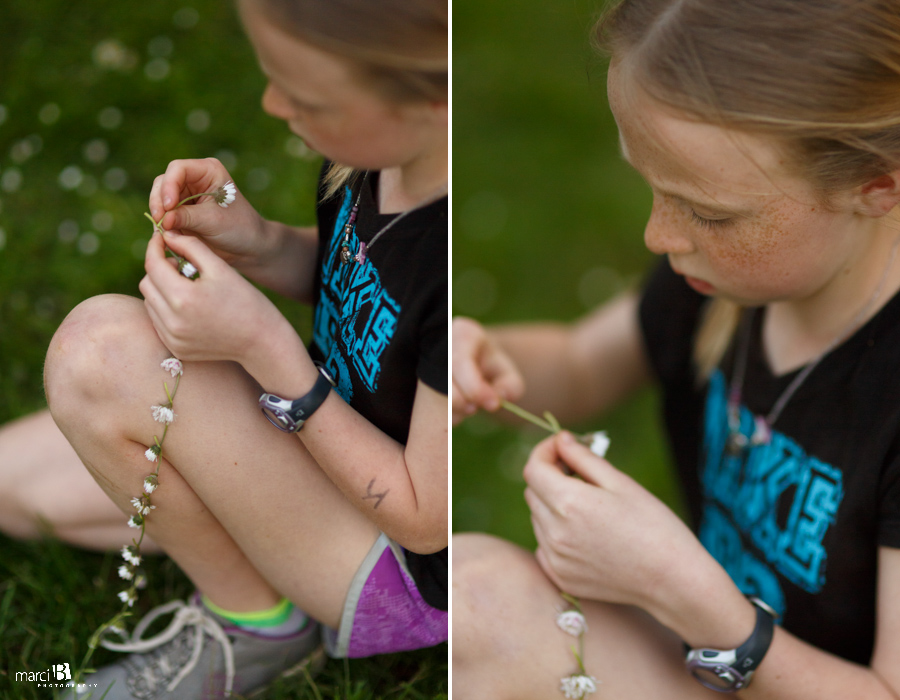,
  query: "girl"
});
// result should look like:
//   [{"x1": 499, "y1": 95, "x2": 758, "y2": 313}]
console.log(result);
[
  {"x1": 453, "y1": 0, "x2": 900, "y2": 698},
  {"x1": 39, "y1": 0, "x2": 447, "y2": 697}
]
